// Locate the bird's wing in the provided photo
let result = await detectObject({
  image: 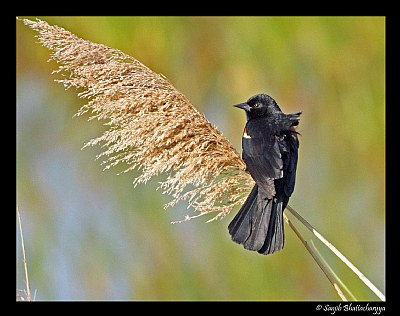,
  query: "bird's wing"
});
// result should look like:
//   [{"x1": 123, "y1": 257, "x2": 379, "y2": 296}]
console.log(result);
[
  {"x1": 242, "y1": 122, "x2": 283, "y2": 199},
  {"x1": 282, "y1": 132, "x2": 299, "y2": 198}
]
